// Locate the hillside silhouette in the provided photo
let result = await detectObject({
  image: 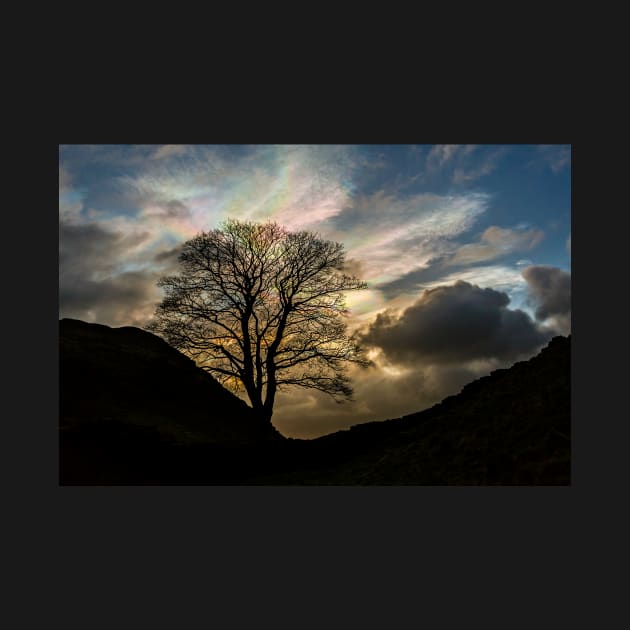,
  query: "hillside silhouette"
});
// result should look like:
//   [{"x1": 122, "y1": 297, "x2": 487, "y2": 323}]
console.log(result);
[{"x1": 59, "y1": 319, "x2": 570, "y2": 485}]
